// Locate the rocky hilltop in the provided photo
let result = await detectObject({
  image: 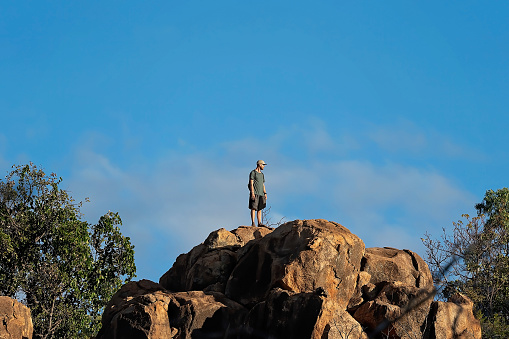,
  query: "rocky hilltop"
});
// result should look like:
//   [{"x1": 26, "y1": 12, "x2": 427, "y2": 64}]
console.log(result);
[{"x1": 96, "y1": 219, "x2": 481, "y2": 339}]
